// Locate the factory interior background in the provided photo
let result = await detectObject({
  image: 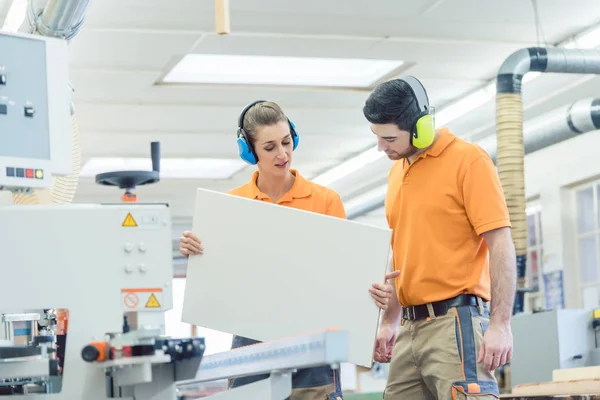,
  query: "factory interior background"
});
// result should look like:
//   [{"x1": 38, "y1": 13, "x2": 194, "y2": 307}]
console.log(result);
[{"x1": 3, "y1": 0, "x2": 600, "y2": 397}]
